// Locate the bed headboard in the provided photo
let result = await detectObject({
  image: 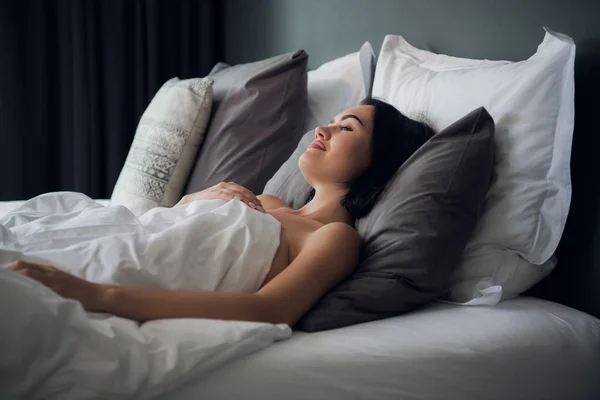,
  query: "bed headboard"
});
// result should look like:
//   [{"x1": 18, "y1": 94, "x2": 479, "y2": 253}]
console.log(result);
[{"x1": 222, "y1": 0, "x2": 600, "y2": 318}]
